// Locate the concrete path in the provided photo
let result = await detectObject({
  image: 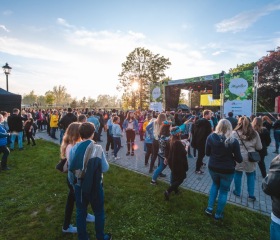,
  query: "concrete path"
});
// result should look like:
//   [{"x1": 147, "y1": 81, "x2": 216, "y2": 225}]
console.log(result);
[{"x1": 36, "y1": 129, "x2": 277, "y2": 216}]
